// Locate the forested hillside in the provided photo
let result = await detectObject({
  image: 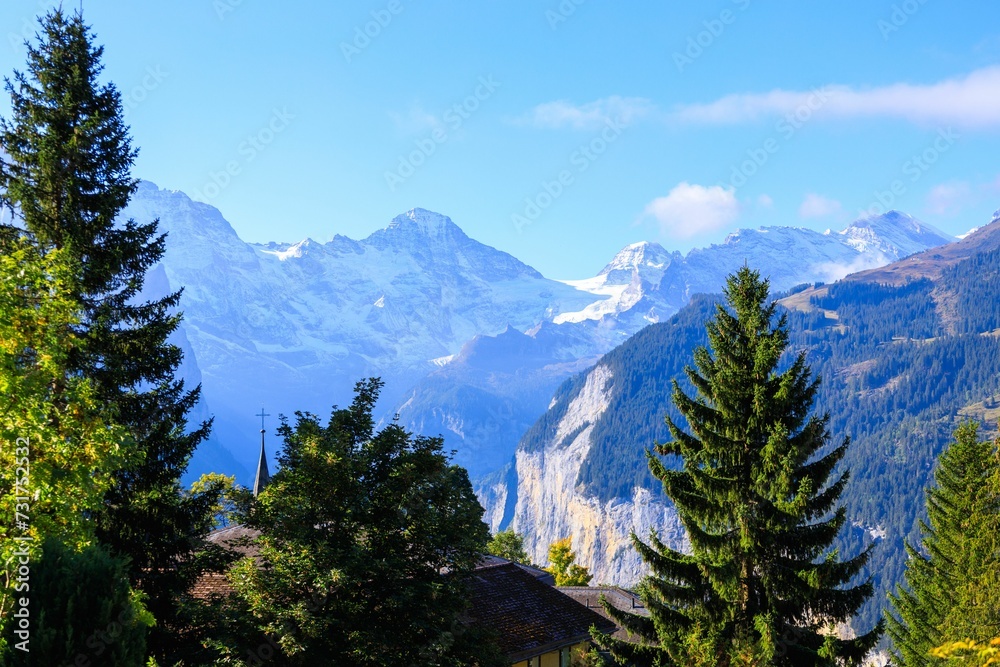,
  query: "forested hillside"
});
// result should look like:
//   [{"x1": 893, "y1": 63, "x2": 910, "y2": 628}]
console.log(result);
[{"x1": 515, "y1": 221, "x2": 1000, "y2": 632}]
